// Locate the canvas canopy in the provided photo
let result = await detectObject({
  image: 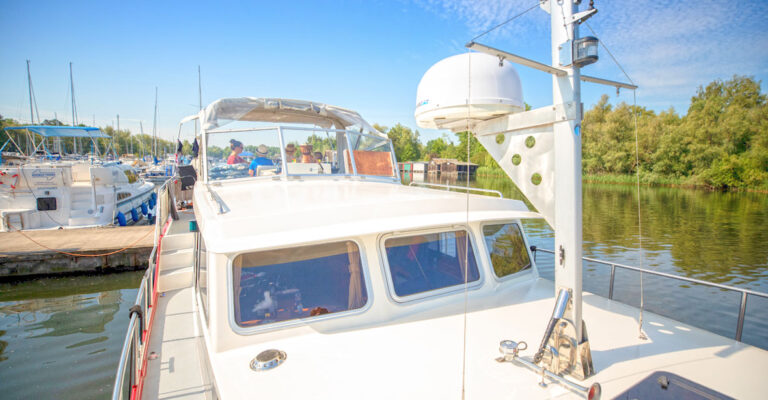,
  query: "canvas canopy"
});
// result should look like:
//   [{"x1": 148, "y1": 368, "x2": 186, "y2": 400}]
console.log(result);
[
  {"x1": 4, "y1": 126, "x2": 111, "y2": 138},
  {"x1": 200, "y1": 98, "x2": 385, "y2": 137}
]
